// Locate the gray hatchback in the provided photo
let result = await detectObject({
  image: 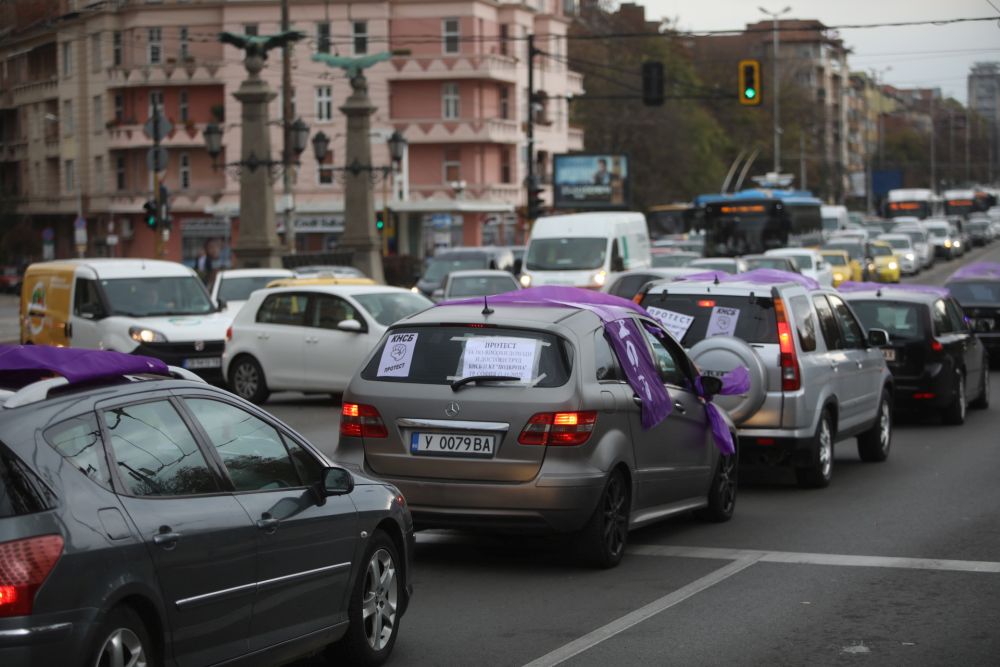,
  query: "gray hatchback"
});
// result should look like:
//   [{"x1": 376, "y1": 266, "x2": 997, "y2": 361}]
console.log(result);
[
  {"x1": 335, "y1": 293, "x2": 739, "y2": 568},
  {"x1": 0, "y1": 346, "x2": 412, "y2": 667}
]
